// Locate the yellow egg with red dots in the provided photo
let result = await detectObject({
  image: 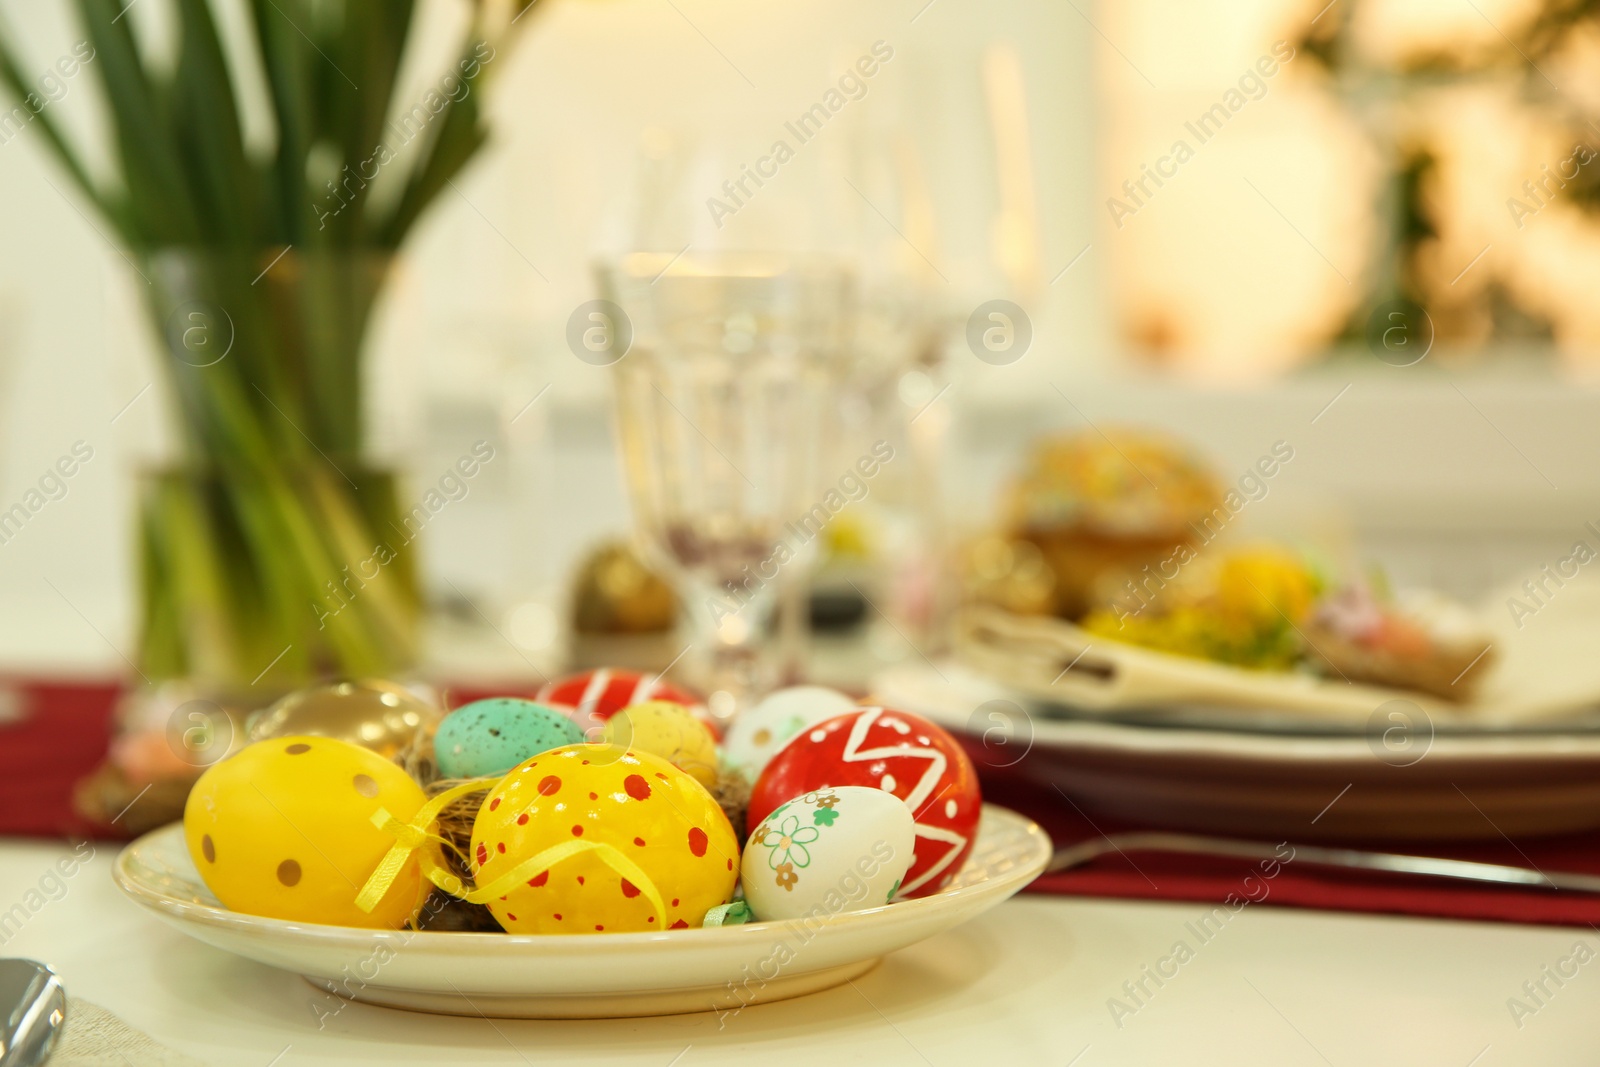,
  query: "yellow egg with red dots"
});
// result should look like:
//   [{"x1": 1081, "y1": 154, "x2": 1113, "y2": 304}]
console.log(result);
[
  {"x1": 182, "y1": 735, "x2": 433, "y2": 929},
  {"x1": 600, "y1": 701, "x2": 720, "y2": 788},
  {"x1": 470, "y1": 744, "x2": 738, "y2": 934}
]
